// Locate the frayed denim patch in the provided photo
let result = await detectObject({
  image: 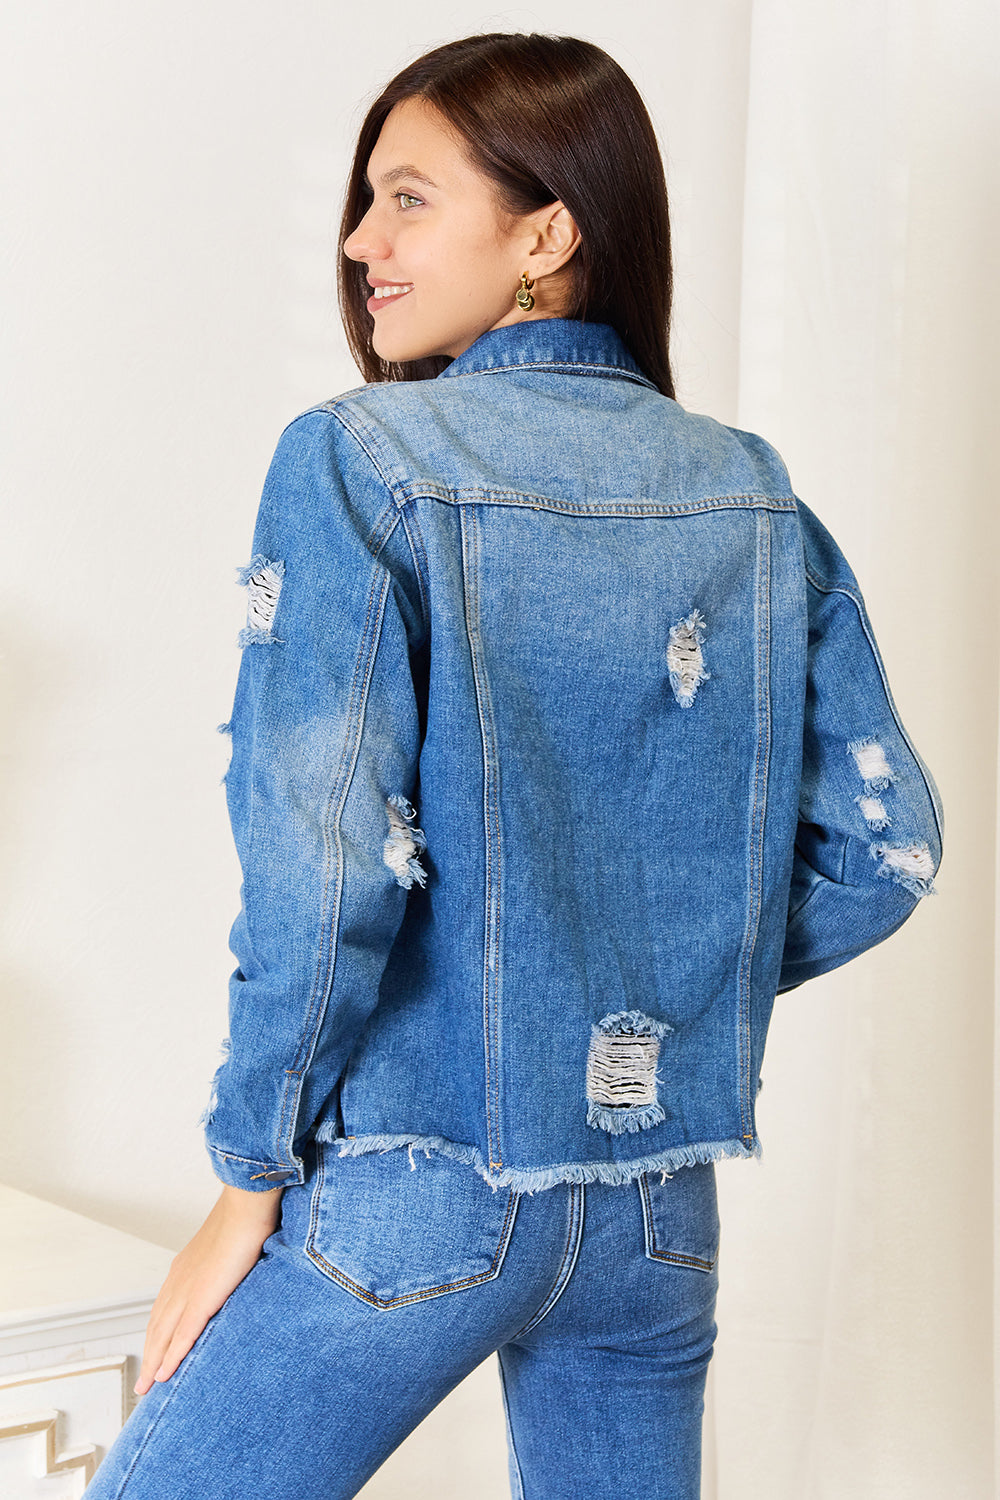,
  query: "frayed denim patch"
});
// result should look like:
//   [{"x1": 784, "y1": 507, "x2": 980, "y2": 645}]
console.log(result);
[
  {"x1": 383, "y1": 793, "x2": 428, "y2": 889},
  {"x1": 236, "y1": 555, "x2": 284, "y2": 646},
  {"x1": 855, "y1": 793, "x2": 891, "y2": 831},
  {"x1": 870, "y1": 839, "x2": 937, "y2": 898},
  {"x1": 847, "y1": 735, "x2": 894, "y2": 792},
  {"x1": 586, "y1": 1009, "x2": 673, "y2": 1134},
  {"x1": 666, "y1": 608, "x2": 710, "y2": 708},
  {"x1": 198, "y1": 1036, "x2": 231, "y2": 1127}
]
